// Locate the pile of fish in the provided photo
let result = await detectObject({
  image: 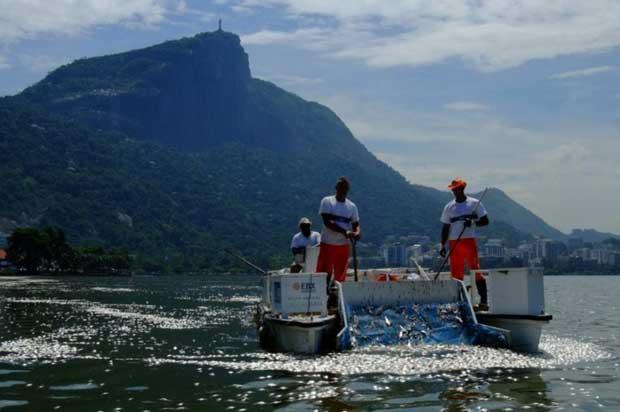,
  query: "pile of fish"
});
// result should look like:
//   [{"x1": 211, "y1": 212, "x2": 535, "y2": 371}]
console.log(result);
[{"x1": 347, "y1": 302, "x2": 508, "y2": 348}]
